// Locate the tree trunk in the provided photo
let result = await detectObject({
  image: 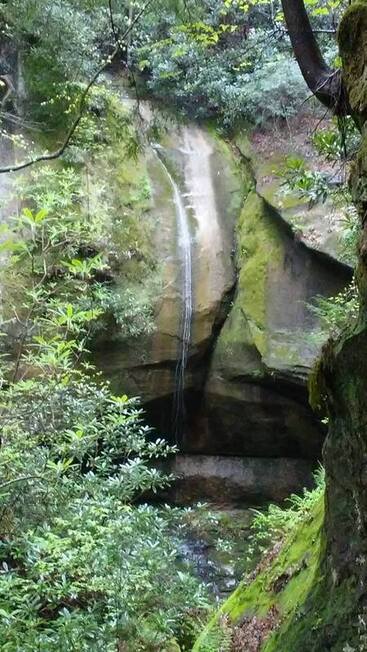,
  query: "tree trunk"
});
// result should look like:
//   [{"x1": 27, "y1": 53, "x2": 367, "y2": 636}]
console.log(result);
[{"x1": 281, "y1": 0, "x2": 349, "y2": 115}]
